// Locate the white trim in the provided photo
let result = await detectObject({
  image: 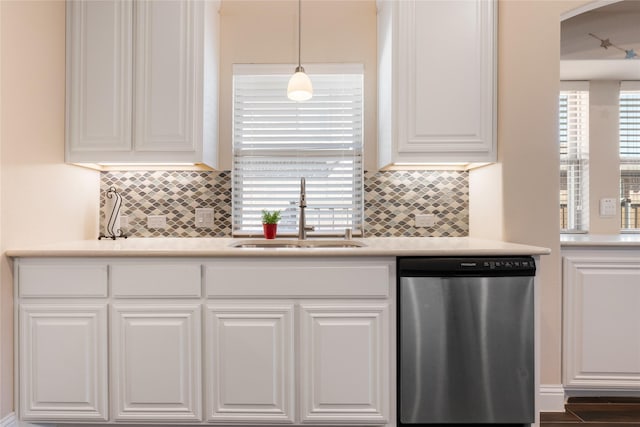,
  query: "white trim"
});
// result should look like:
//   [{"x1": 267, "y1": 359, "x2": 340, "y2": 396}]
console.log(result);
[
  {"x1": 0, "y1": 413, "x2": 16, "y2": 427},
  {"x1": 560, "y1": 0, "x2": 622, "y2": 21},
  {"x1": 539, "y1": 385, "x2": 566, "y2": 412}
]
